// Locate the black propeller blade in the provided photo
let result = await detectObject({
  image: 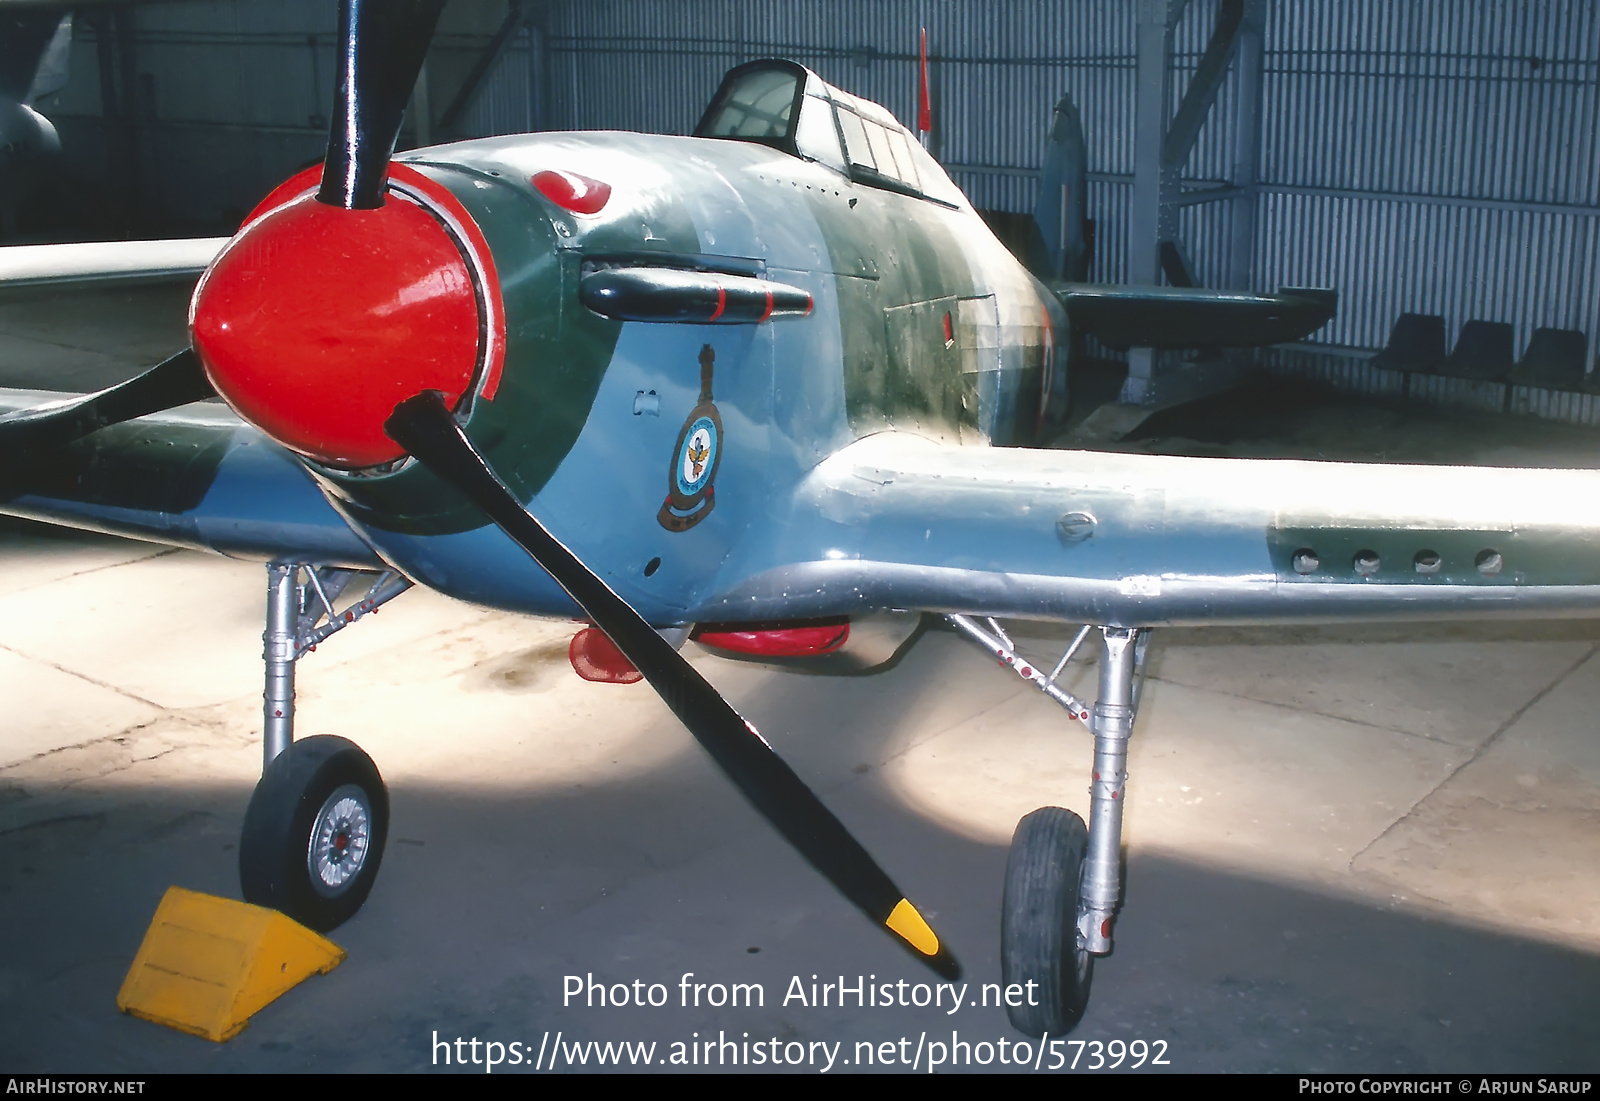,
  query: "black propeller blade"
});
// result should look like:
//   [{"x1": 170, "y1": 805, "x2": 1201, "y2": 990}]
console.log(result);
[
  {"x1": 318, "y1": 0, "x2": 446, "y2": 210},
  {"x1": 0, "y1": 348, "x2": 213, "y2": 472},
  {"x1": 0, "y1": 0, "x2": 446, "y2": 451},
  {"x1": 386, "y1": 392, "x2": 961, "y2": 980}
]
